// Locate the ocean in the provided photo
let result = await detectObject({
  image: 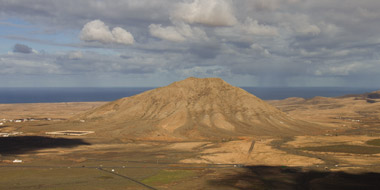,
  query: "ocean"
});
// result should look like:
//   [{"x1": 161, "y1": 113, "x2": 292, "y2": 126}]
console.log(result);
[{"x1": 0, "y1": 87, "x2": 377, "y2": 104}]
